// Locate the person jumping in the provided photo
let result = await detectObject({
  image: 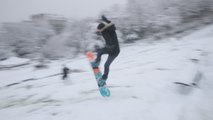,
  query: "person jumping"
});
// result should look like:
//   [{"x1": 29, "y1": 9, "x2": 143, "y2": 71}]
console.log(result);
[{"x1": 93, "y1": 15, "x2": 120, "y2": 86}]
